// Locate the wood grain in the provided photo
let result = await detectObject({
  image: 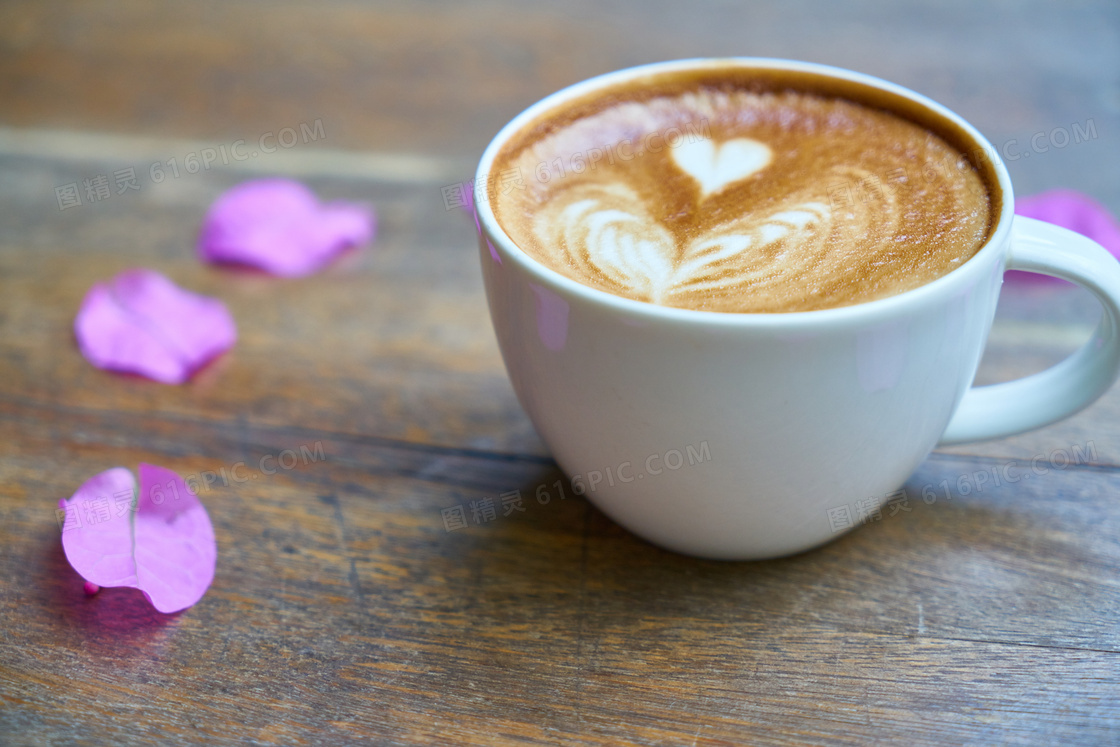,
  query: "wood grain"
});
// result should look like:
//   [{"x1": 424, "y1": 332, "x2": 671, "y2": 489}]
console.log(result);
[{"x1": 2, "y1": 1, "x2": 1119, "y2": 744}]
